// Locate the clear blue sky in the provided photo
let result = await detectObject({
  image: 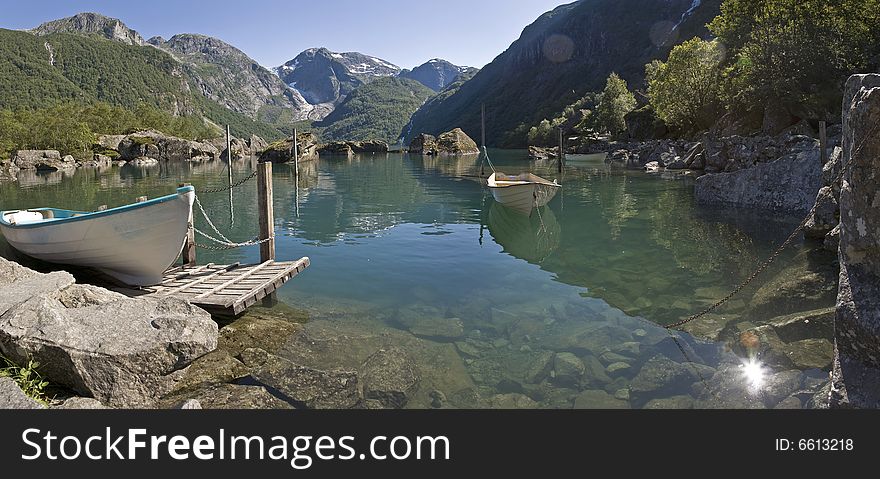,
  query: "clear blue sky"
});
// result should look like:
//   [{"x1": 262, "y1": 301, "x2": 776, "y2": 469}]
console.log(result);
[{"x1": 0, "y1": 0, "x2": 569, "y2": 69}]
